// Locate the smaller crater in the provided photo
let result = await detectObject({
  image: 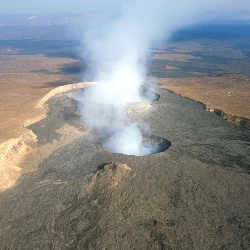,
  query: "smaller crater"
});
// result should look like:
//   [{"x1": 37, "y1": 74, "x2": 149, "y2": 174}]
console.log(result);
[
  {"x1": 140, "y1": 86, "x2": 160, "y2": 102},
  {"x1": 103, "y1": 135, "x2": 171, "y2": 156}
]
